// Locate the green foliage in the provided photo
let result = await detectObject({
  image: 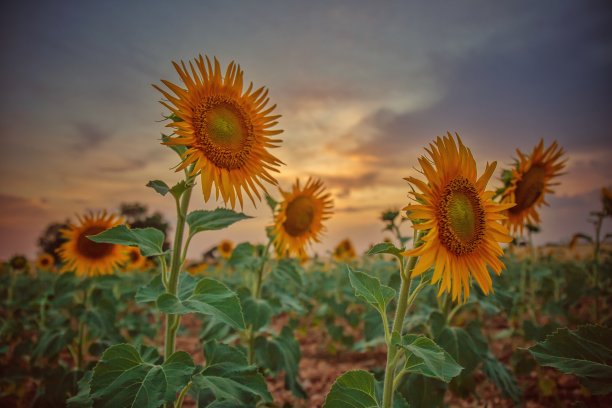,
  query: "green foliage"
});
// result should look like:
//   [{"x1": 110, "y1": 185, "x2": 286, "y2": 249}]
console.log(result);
[
  {"x1": 347, "y1": 266, "x2": 395, "y2": 320},
  {"x1": 323, "y1": 370, "x2": 379, "y2": 407},
  {"x1": 157, "y1": 278, "x2": 246, "y2": 330},
  {"x1": 191, "y1": 341, "x2": 271, "y2": 406},
  {"x1": 89, "y1": 344, "x2": 194, "y2": 407},
  {"x1": 186, "y1": 208, "x2": 252, "y2": 235},
  {"x1": 367, "y1": 242, "x2": 403, "y2": 258},
  {"x1": 529, "y1": 325, "x2": 612, "y2": 395},
  {"x1": 88, "y1": 225, "x2": 166, "y2": 257},
  {"x1": 397, "y1": 334, "x2": 462, "y2": 382}
]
